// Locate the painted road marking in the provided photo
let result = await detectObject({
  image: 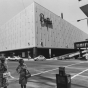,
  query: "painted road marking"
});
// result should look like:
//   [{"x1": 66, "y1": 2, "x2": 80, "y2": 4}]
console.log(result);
[
  {"x1": 78, "y1": 75, "x2": 88, "y2": 78},
  {"x1": 9, "y1": 61, "x2": 86, "y2": 82},
  {"x1": 31, "y1": 61, "x2": 84, "y2": 76},
  {"x1": 71, "y1": 68, "x2": 88, "y2": 79}
]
